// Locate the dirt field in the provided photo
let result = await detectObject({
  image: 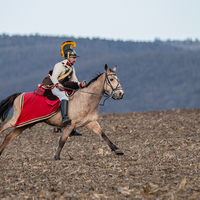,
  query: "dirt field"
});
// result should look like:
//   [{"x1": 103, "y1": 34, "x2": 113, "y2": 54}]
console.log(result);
[{"x1": 0, "y1": 109, "x2": 200, "y2": 199}]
